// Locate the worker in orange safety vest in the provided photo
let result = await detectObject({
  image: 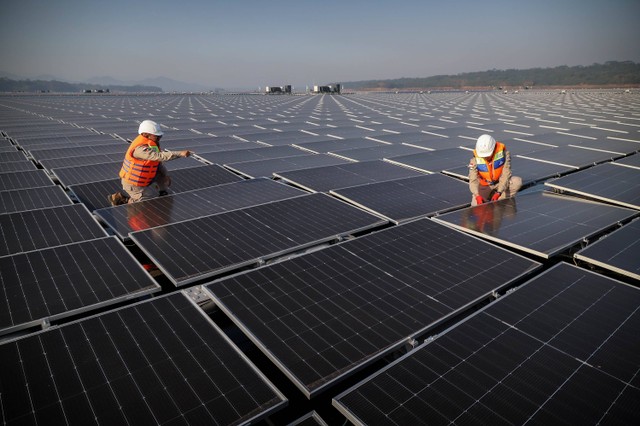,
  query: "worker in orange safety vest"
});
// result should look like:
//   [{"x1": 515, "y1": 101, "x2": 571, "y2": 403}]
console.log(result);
[
  {"x1": 468, "y1": 134, "x2": 522, "y2": 206},
  {"x1": 108, "y1": 120, "x2": 191, "y2": 205}
]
